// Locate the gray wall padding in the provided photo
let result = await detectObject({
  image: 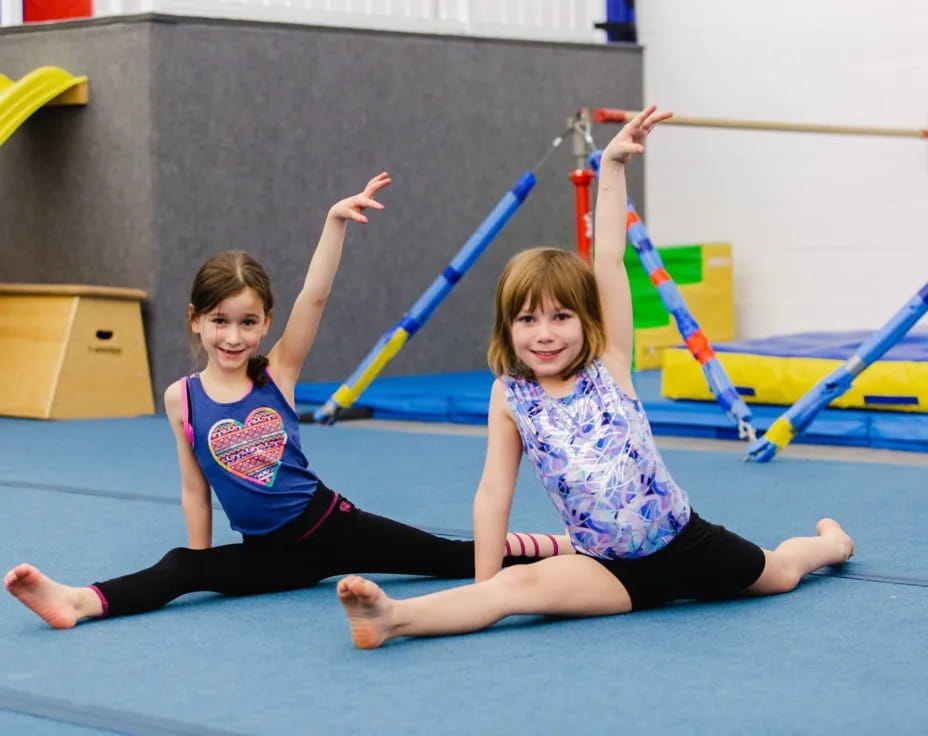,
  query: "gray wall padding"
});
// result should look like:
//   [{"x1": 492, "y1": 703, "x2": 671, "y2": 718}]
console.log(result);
[
  {"x1": 0, "y1": 23, "x2": 156, "y2": 313},
  {"x1": 0, "y1": 16, "x2": 643, "y2": 406}
]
